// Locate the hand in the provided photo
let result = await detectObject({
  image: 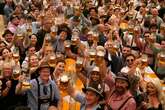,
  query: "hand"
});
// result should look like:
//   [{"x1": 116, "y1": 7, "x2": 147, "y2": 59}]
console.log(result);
[
  {"x1": 133, "y1": 58, "x2": 141, "y2": 67},
  {"x1": 19, "y1": 75, "x2": 25, "y2": 83},
  {"x1": 6, "y1": 80, "x2": 12, "y2": 88},
  {"x1": 48, "y1": 106, "x2": 58, "y2": 110}
]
